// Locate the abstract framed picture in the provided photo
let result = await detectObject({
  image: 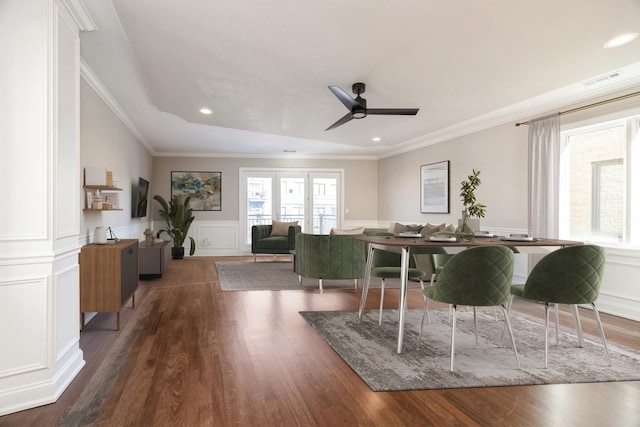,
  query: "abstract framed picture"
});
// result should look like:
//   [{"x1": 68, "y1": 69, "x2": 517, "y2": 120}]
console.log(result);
[
  {"x1": 171, "y1": 171, "x2": 222, "y2": 211},
  {"x1": 420, "y1": 161, "x2": 449, "y2": 213}
]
